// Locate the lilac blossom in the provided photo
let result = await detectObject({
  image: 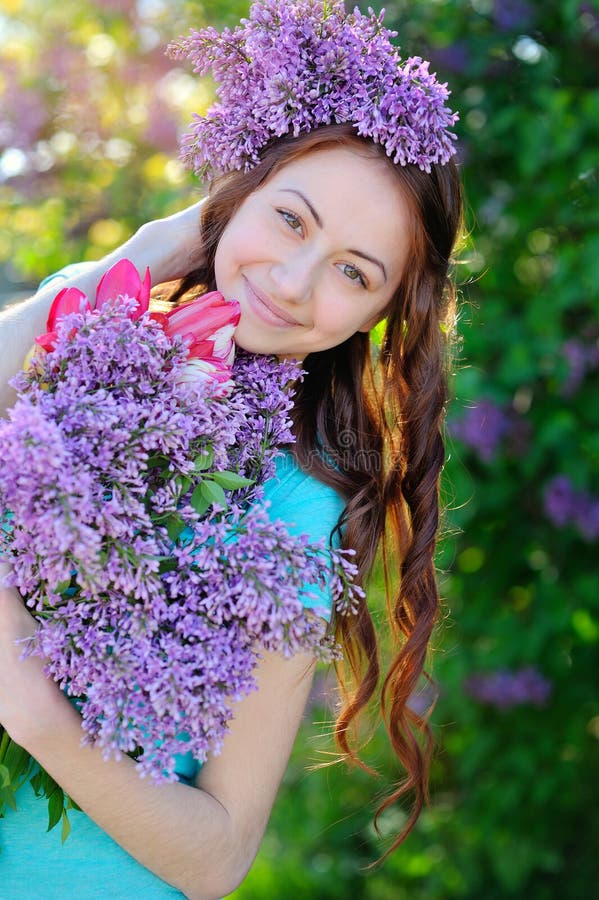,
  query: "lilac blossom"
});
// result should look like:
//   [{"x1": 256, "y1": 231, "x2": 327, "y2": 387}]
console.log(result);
[
  {"x1": 579, "y1": 4, "x2": 599, "y2": 35},
  {"x1": 492, "y1": 0, "x2": 534, "y2": 32},
  {"x1": 167, "y1": 0, "x2": 459, "y2": 179},
  {"x1": 0, "y1": 62, "x2": 49, "y2": 152},
  {"x1": 449, "y1": 399, "x2": 510, "y2": 462},
  {"x1": 0, "y1": 299, "x2": 359, "y2": 784},
  {"x1": 561, "y1": 337, "x2": 599, "y2": 397},
  {"x1": 143, "y1": 97, "x2": 180, "y2": 153},
  {"x1": 430, "y1": 42, "x2": 471, "y2": 76},
  {"x1": 573, "y1": 494, "x2": 599, "y2": 542},
  {"x1": 464, "y1": 666, "x2": 552, "y2": 710},
  {"x1": 543, "y1": 475, "x2": 578, "y2": 527},
  {"x1": 544, "y1": 475, "x2": 599, "y2": 542}
]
